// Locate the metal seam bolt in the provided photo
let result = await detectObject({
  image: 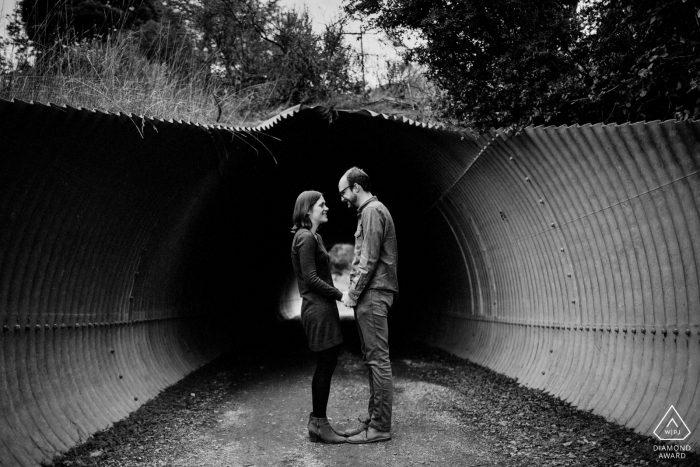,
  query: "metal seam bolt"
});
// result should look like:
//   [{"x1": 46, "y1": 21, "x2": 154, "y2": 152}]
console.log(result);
[
  {"x1": 651, "y1": 328, "x2": 656, "y2": 334},
  {"x1": 686, "y1": 329, "x2": 691, "y2": 336},
  {"x1": 3, "y1": 325, "x2": 9, "y2": 332},
  {"x1": 662, "y1": 328, "x2": 667, "y2": 335},
  {"x1": 673, "y1": 329, "x2": 678, "y2": 335},
  {"x1": 14, "y1": 324, "x2": 21, "y2": 331}
]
